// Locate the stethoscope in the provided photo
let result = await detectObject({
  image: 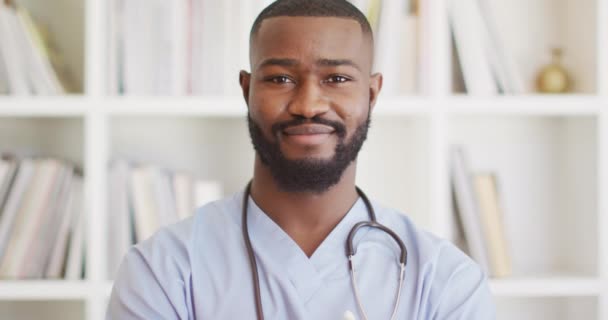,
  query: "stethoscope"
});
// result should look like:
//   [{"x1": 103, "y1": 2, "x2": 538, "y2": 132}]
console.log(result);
[{"x1": 242, "y1": 182, "x2": 408, "y2": 320}]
